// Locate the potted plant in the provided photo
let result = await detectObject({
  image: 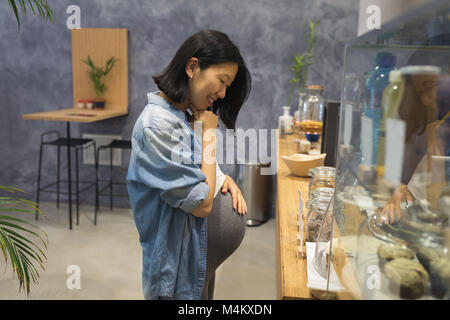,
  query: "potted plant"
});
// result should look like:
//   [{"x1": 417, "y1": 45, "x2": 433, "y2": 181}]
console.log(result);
[
  {"x1": 287, "y1": 18, "x2": 319, "y2": 108},
  {"x1": 82, "y1": 55, "x2": 118, "y2": 109}
]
